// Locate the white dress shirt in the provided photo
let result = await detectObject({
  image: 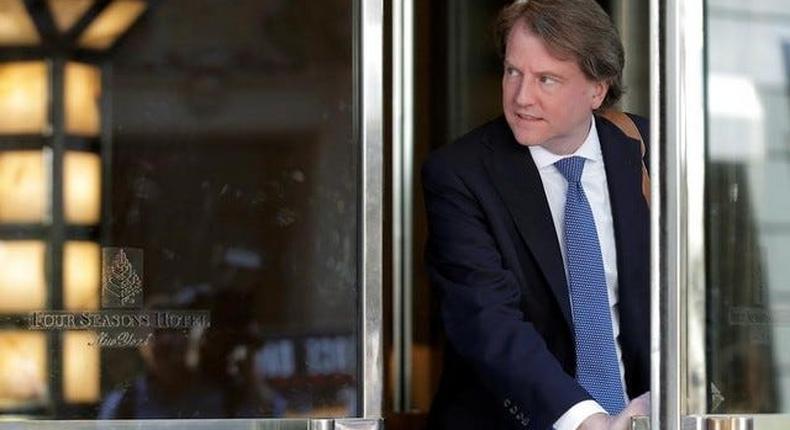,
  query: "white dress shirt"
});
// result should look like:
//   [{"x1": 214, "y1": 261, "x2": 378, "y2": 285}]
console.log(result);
[{"x1": 526, "y1": 117, "x2": 628, "y2": 430}]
